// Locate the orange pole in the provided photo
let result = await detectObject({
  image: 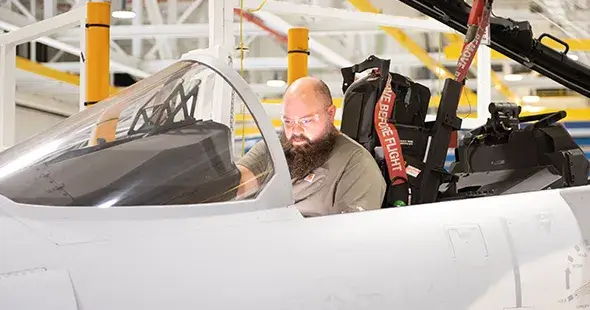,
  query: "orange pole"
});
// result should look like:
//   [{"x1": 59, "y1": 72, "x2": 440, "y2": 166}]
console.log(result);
[
  {"x1": 85, "y1": 1, "x2": 111, "y2": 108},
  {"x1": 287, "y1": 28, "x2": 309, "y2": 85}
]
